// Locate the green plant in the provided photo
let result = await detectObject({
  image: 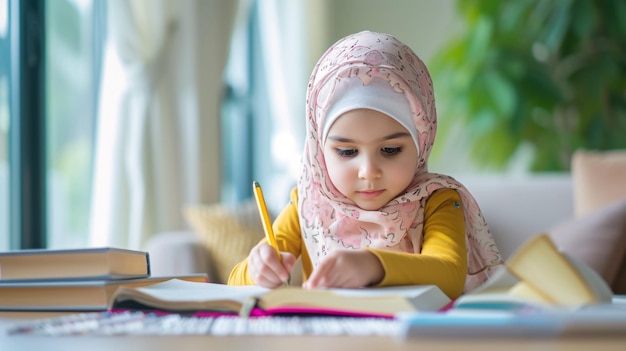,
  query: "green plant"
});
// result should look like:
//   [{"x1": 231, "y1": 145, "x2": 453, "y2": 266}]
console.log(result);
[{"x1": 430, "y1": 0, "x2": 626, "y2": 171}]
